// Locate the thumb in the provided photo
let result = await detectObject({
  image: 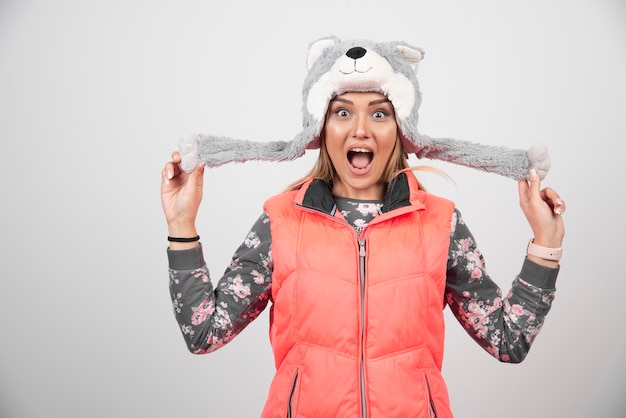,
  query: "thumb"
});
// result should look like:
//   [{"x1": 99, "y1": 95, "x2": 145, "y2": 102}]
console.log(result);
[
  {"x1": 527, "y1": 168, "x2": 541, "y2": 197},
  {"x1": 518, "y1": 169, "x2": 539, "y2": 208},
  {"x1": 187, "y1": 162, "x2": 206, "y2": 192}
]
